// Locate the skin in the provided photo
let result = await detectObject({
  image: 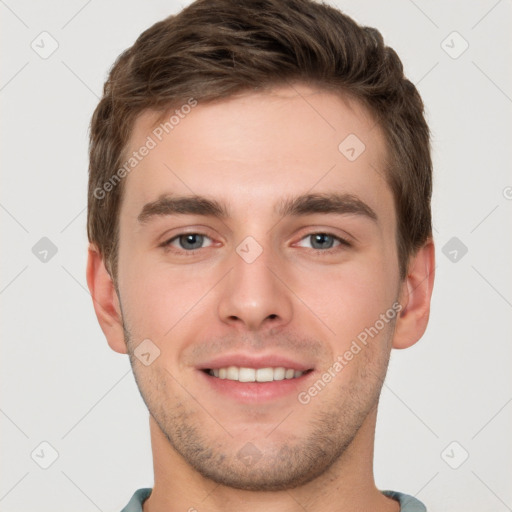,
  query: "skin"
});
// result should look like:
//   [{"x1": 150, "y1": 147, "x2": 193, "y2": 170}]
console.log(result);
[{"x1": 87, "y1": 84, "x2": 435, "y2": 512}]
